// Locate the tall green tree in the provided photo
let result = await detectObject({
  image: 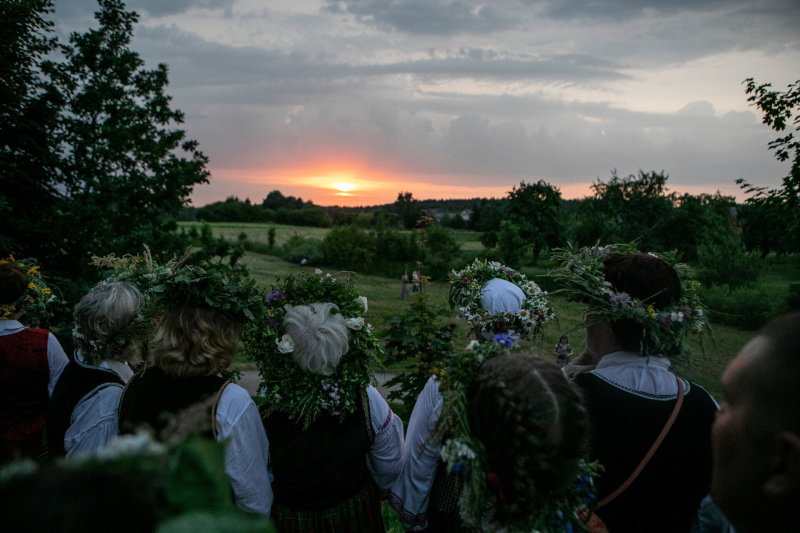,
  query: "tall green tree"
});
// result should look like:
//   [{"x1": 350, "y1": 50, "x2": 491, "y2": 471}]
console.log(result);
[
  {"x1": 0, "y1": 0, "x2": 62, "y2": 258},
  {"x1": 569, "y1": 170, "x2": 674, "y2": 251},
  {"x1": 505, "y1": 180, "x2": 563, "y2": 262},
  {"x1": 736, "y1": 77, "x2": 800, "y2": 254},
  {"x1": 393, "y1": 191, "x2": 423, "y2": 229},
  {"x1": 46, "y1": 0, "x2": 209, "y2": 277}
]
